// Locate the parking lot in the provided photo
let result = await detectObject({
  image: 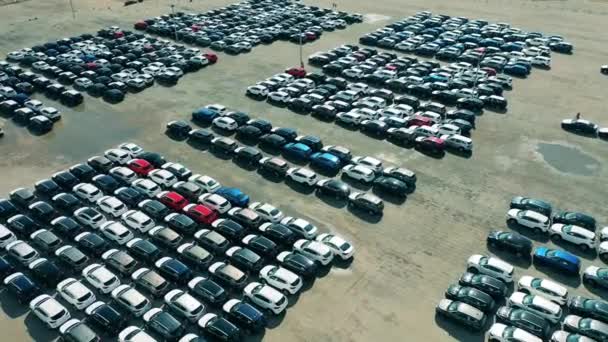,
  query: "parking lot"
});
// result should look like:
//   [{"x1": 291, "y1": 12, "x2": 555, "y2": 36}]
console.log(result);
[{"x1": 0, "y1": 0, "x2": 607, "y2": 341}]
